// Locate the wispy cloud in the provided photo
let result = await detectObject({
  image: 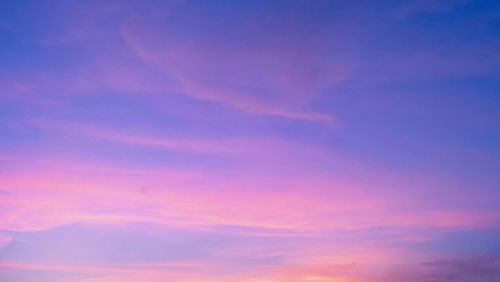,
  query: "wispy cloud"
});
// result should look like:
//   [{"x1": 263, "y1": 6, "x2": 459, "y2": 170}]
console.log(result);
[{"x1": 119, "y1": 11, "x2": 341, "y2": 123}]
